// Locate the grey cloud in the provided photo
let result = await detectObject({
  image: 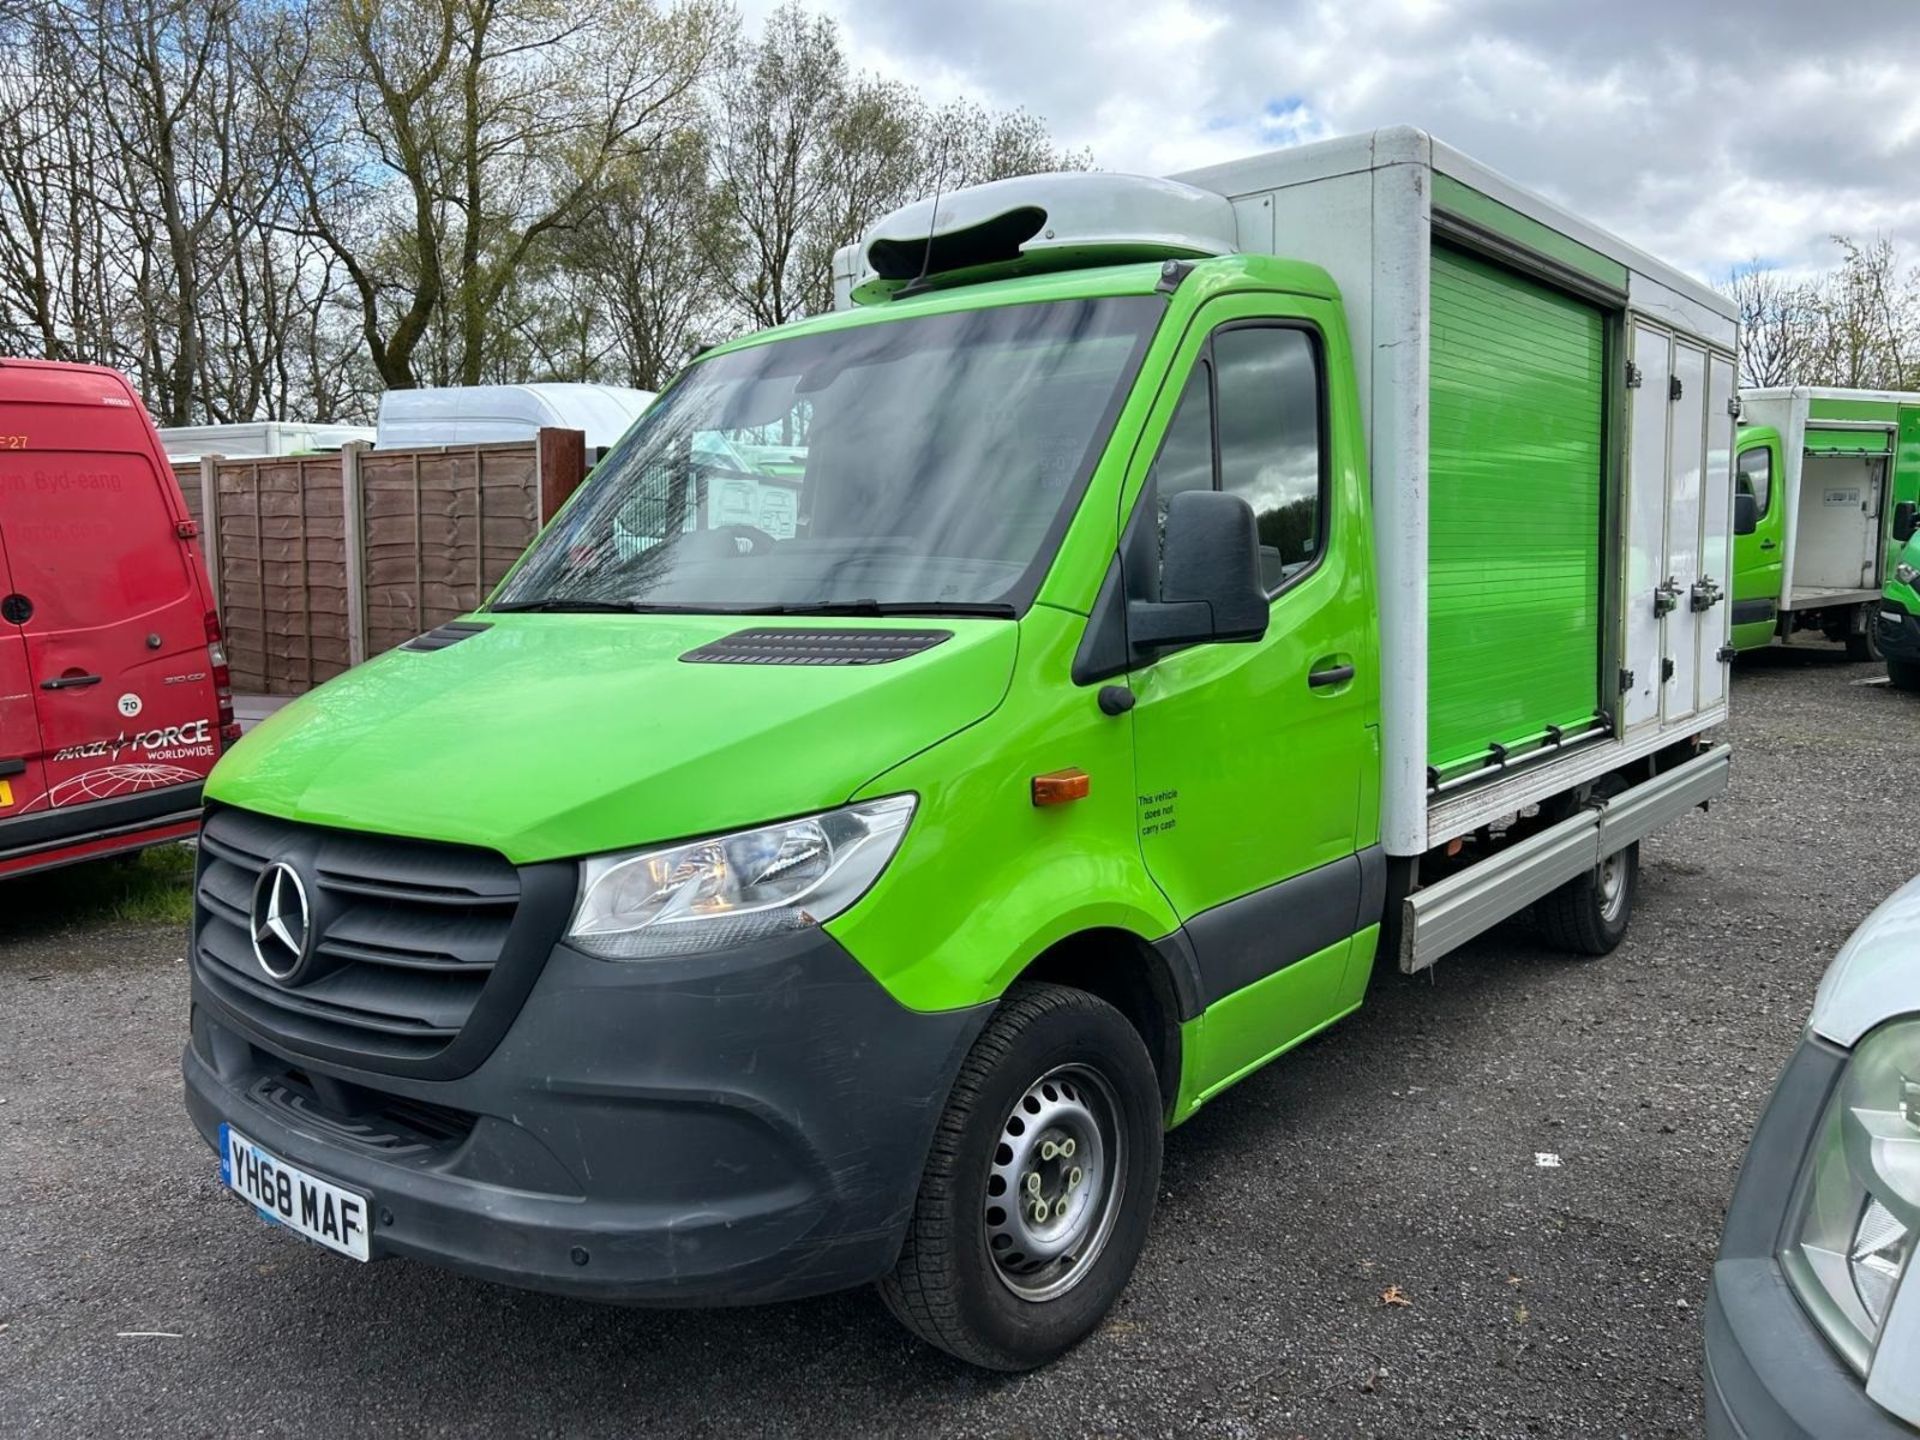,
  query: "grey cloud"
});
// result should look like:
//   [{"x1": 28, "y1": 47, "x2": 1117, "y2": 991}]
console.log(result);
[{"x1": 791, "y1": 0, "x2": 1920, "y2": 281}]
